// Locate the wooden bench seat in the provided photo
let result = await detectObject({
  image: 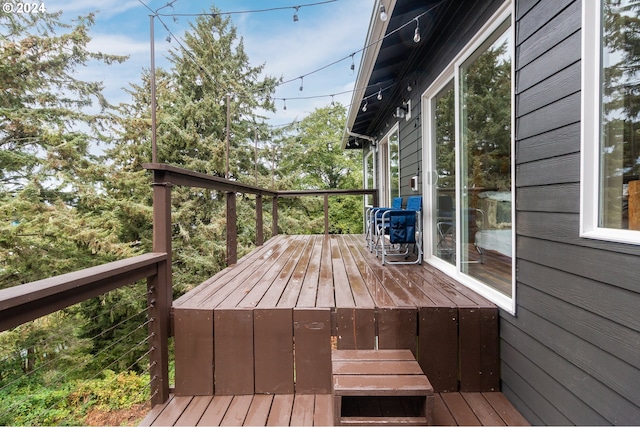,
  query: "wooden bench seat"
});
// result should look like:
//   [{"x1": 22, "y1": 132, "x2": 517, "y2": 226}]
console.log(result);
[{"x1": 332, "y1": 349, "x2": 434, "y2": 426}]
